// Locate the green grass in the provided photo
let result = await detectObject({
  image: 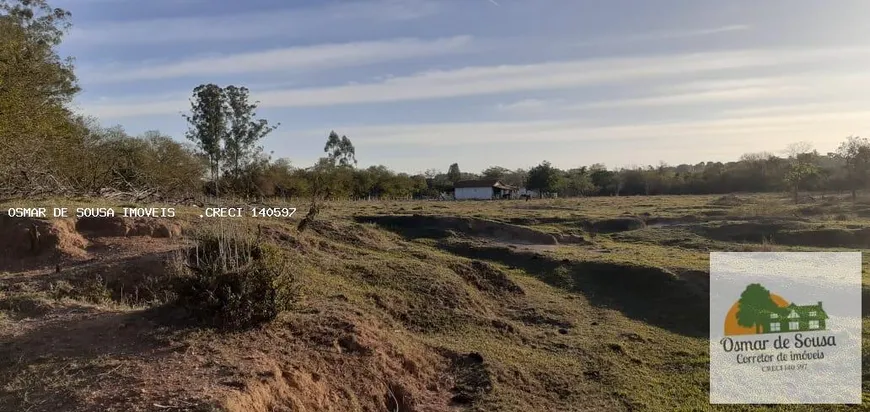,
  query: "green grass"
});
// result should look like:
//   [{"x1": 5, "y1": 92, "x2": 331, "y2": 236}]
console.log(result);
[
  {"x1": 2, "y1": 192, "x2": 868, "y2": 410},
  {"x1": 325, "y1": 193, "x2": 870, "y2": 410}
]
